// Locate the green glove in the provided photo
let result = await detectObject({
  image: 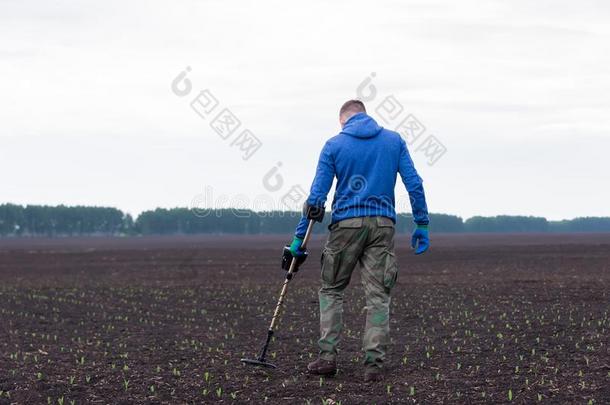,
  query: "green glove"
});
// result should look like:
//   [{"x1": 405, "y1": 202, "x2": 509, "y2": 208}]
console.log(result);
[{"x1": 289, "y1": 236, "x2": 306, "y2": 257}]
